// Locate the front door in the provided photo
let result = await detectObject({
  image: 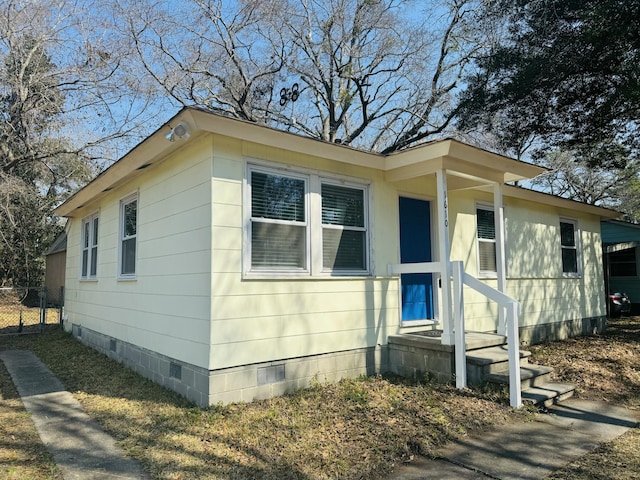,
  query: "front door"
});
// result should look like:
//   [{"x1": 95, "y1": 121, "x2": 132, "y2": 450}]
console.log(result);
[{"x1": 399, "y1": 197, "x2": 434, "y2": 321}]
